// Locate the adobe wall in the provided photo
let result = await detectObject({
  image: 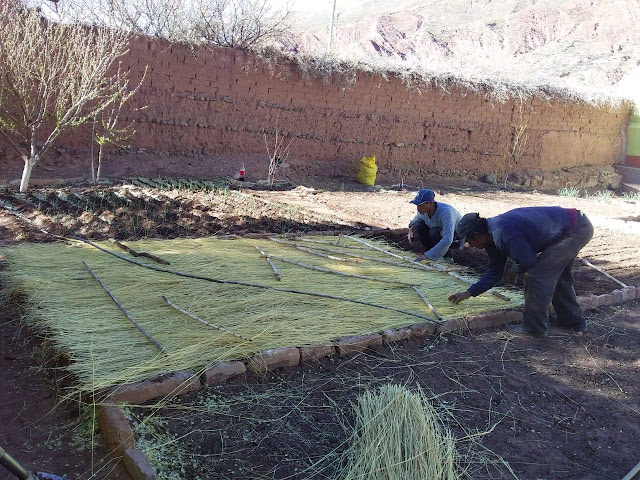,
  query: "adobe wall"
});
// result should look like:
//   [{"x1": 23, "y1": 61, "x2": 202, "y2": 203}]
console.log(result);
[{"x1": 0, "y1": 36, "x2": 632, "y2": 183}]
